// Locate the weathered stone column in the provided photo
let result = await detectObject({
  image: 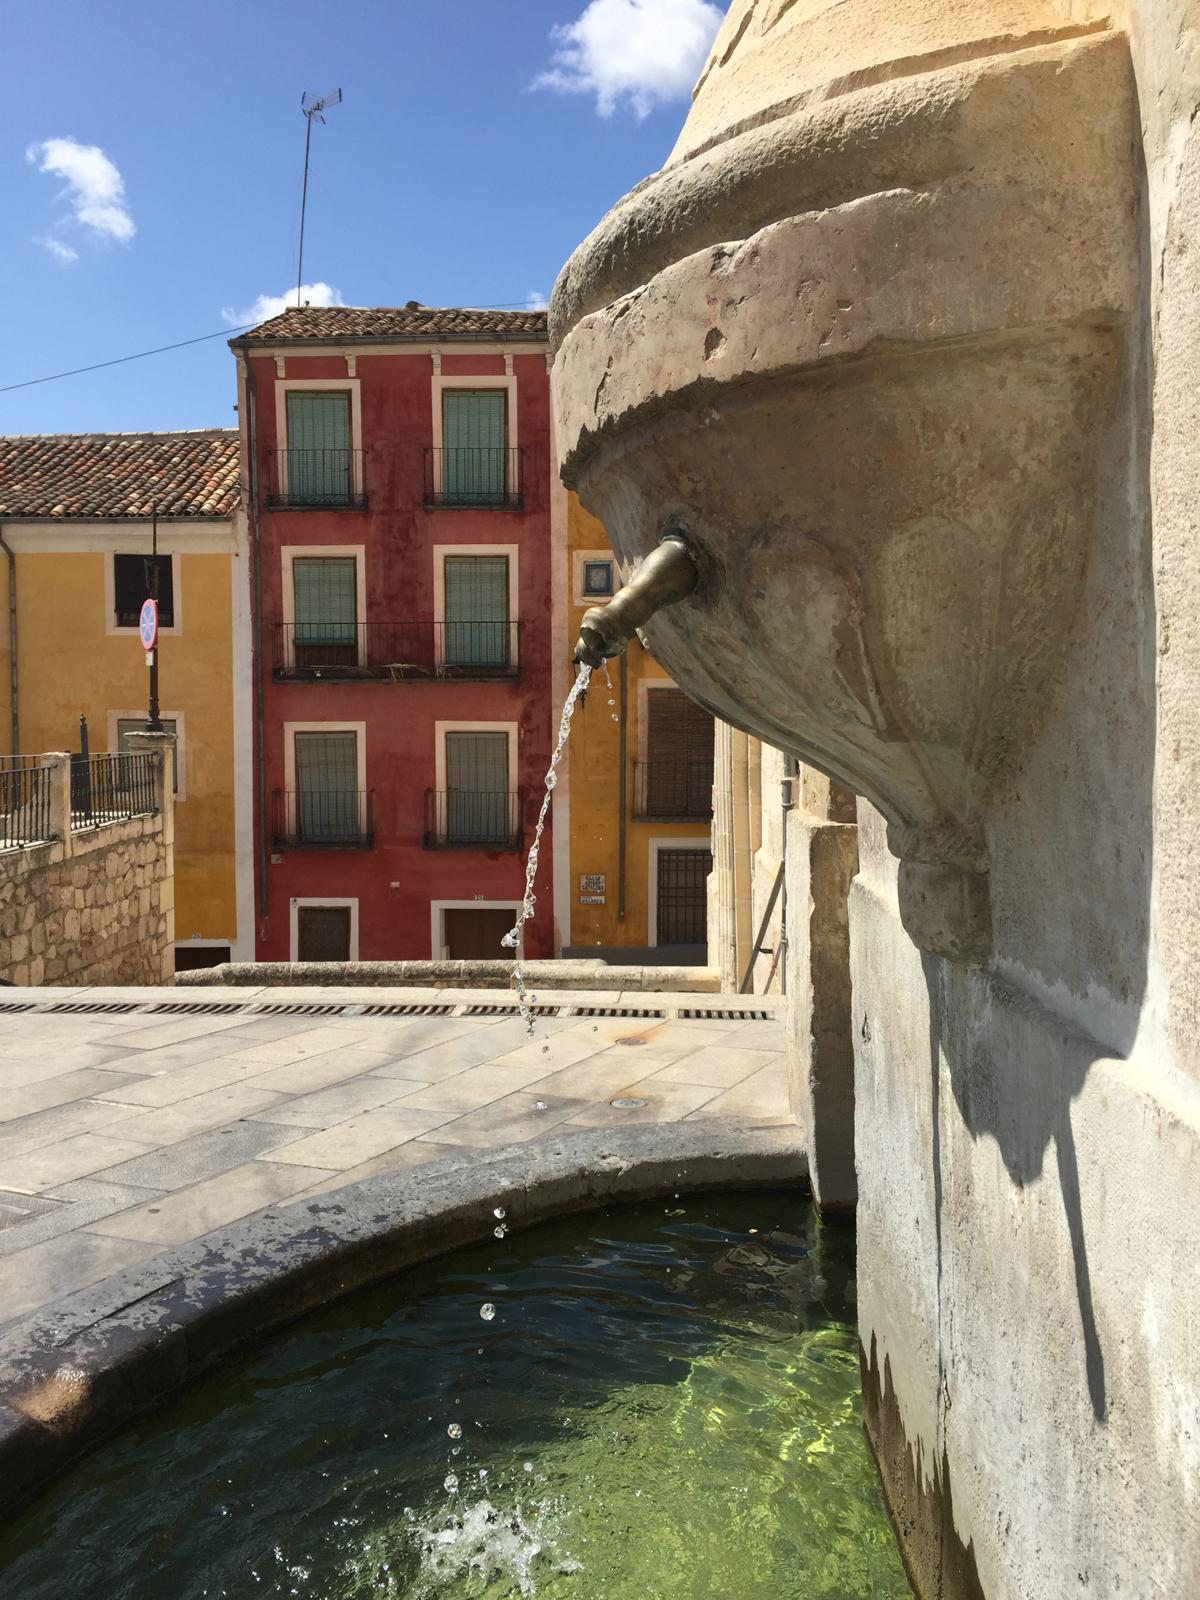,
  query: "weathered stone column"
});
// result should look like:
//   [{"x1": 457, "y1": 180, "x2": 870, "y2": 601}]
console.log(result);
[
  {"x1": 785, "y1": 765, "x2": 859, "y2": 1213},
  {"x1": 43, "y1": 752, "x2": 71, "y2": 848}
]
